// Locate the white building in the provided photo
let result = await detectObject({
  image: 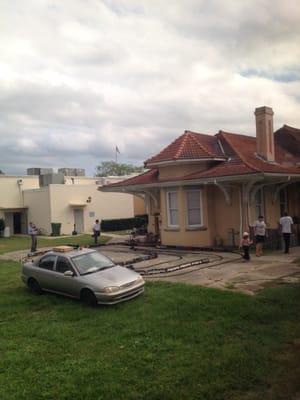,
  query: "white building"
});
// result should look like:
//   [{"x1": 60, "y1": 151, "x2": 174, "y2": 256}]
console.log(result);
[{"x1": 0, "y1": 172, "x2": 145, "y2": 235}]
